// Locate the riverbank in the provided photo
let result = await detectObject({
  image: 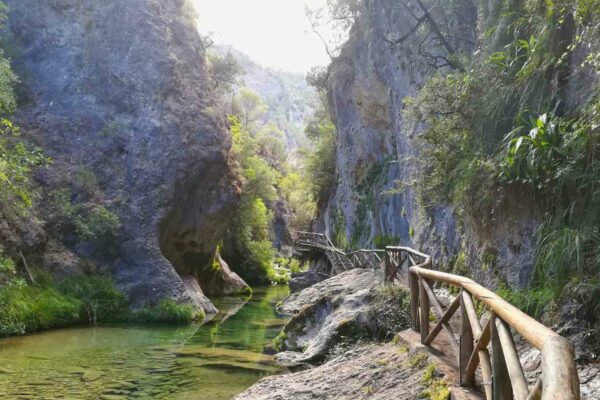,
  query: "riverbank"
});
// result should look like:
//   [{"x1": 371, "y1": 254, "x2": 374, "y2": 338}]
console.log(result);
[
  {"x1": 238, "y1": 269, "x2": 600, "y2": 399},
  {"x1": 0, "y1": 286, "x2": 289, "y2": 399}
]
